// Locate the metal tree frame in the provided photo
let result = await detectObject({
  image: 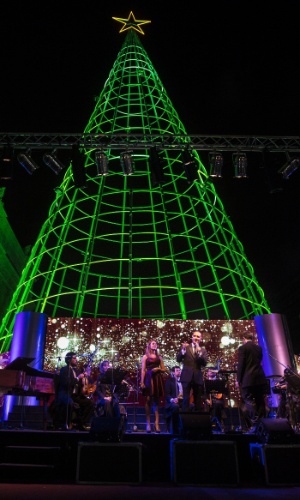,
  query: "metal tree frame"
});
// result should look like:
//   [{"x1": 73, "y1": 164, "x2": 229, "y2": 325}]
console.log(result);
[{"x1": 0, "y1": 30, "x2": 271, "y2": 352}]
